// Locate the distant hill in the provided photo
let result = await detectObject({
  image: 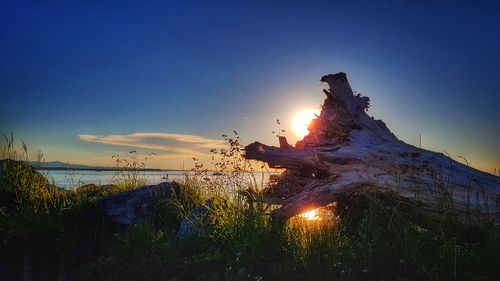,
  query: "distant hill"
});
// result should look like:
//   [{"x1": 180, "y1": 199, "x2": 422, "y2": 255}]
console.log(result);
[{"x1": 29, "y1": 161, "x2": 166, "y2": 171}]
